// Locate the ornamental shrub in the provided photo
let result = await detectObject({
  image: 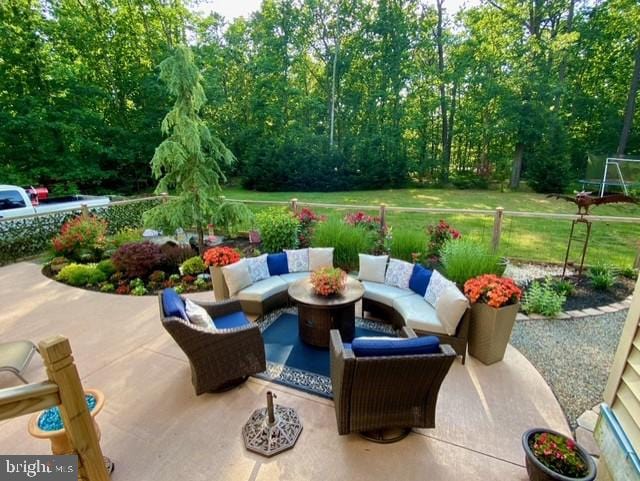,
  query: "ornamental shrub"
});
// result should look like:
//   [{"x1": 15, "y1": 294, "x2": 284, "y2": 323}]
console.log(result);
[
  {"x1": 57, "y1": 264, "x2": 107, "y2": 287},
  {"x1": 427, "y1": 219, "x2": 460, "y2": 257},
  {"x1": 311, "y1": 219, "x2": 376, "y2": 271},
  {"x1": 440, "y1": 238, "x2": 503, "y2": 285},
  {"x1": 51, "y1": 216, "x2": 108, "y2": 262},
  {"x1": 112, "y1": 242, "x2": 165, "y2": 279},
  {"x1": 181, "y1": 256, "x2": 206, "y2": 275},
  {"x1": 160, "y1": 243, "x2": 197, "y2": 270},
  {"x1": 96, "y1": 259, "x2": 117, "y2": 277},
  {"x1": 523, "y1": 277, "x2": 566, "y2": 316},
  {"x1": 255, "y1": 207, "x2": 300, "y2": 252},
  {"x1": 588, "y1": 263, "x2": 616, "y2": 291},
  {"x1": 296, "y1": 208, "x2": 324, "y2": 247},
  {"x1": 107, "y1": 228, "x2": 143, "y2": 249}
]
